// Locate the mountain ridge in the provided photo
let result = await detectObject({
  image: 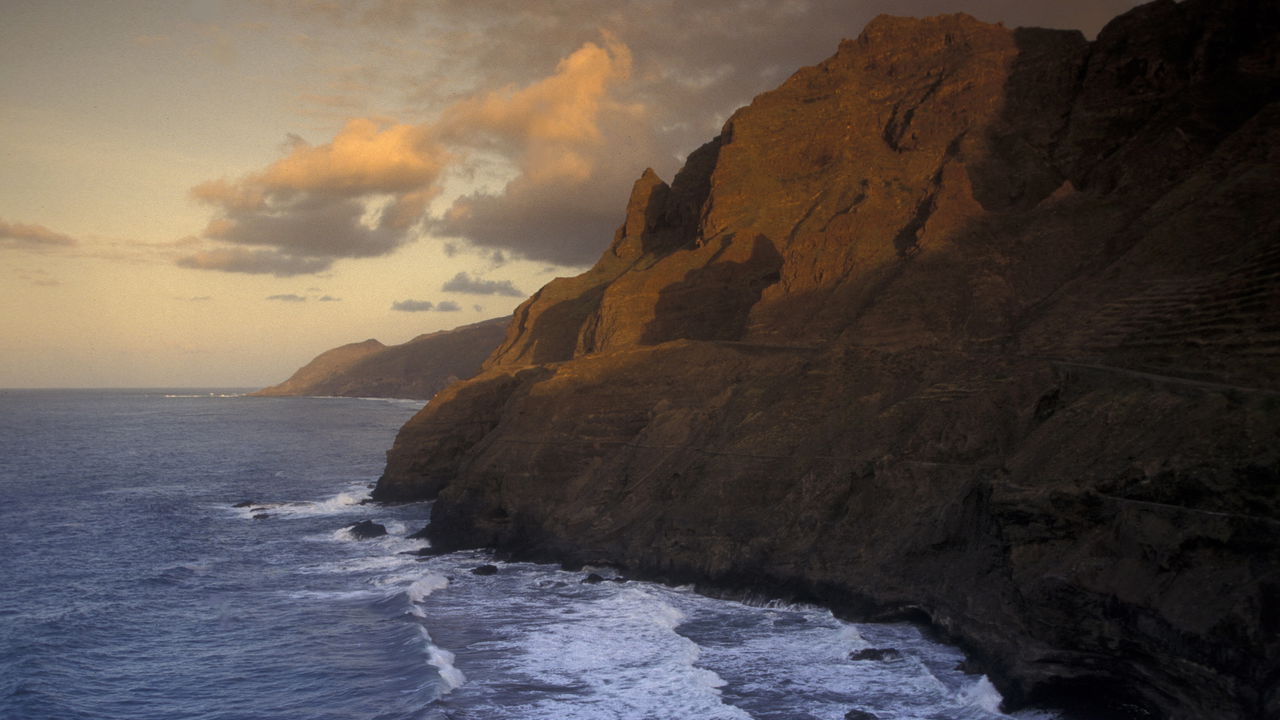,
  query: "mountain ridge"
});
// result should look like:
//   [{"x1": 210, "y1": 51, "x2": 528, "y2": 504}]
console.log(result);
[
  {"x1": 252, "y1": 316, "x2": 509, "y2": 400},
  {"x1": 374, "y1": 2, "x2": 1279, "y2": 718}
]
